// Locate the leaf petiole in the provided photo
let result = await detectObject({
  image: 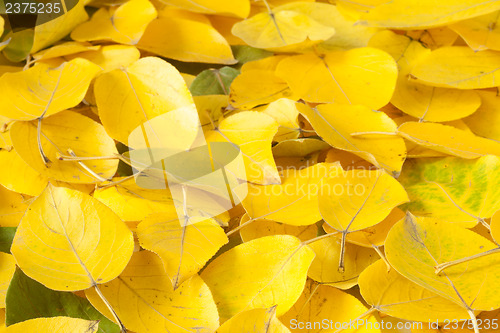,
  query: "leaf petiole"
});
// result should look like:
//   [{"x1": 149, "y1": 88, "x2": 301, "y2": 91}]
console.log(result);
[{"x1": 434, "y1": 247, "x2": 500, "y2": 274}]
